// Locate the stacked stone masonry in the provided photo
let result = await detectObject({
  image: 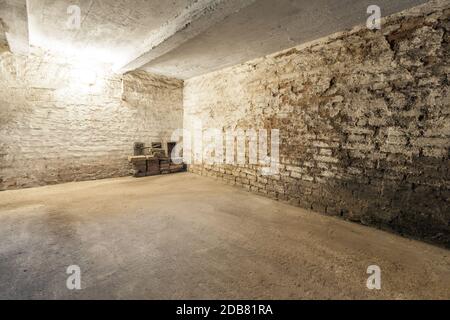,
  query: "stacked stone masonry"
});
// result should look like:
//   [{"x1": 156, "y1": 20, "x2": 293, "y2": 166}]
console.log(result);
[
  {"x1": 0, "y1": 50, "x2": 183, "y2": 190},
  {"x1": 184, "y1": 0, "x2": 450, "y2": 247}
]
